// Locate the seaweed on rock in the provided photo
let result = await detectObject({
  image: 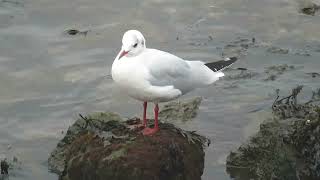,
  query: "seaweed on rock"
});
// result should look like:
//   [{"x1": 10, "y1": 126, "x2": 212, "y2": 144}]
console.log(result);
[
  {"x1": 226, "y1": 86, "x2": 320, "y2": 180},
  {"x1": 48, "y1": 98, "x2": 210, "y2": 180}
]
